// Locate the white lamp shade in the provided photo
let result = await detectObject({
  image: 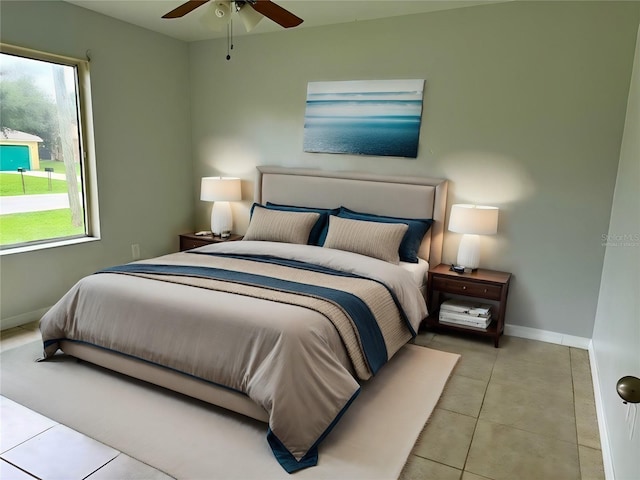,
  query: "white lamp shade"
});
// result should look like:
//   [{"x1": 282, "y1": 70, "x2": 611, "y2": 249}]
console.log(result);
[
  {"x1": 200, "y1": 177, "x2": 242, "y2": 202},
  {"x1": 448, "y1": 204, "x2": 499, "y2": 235}
]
